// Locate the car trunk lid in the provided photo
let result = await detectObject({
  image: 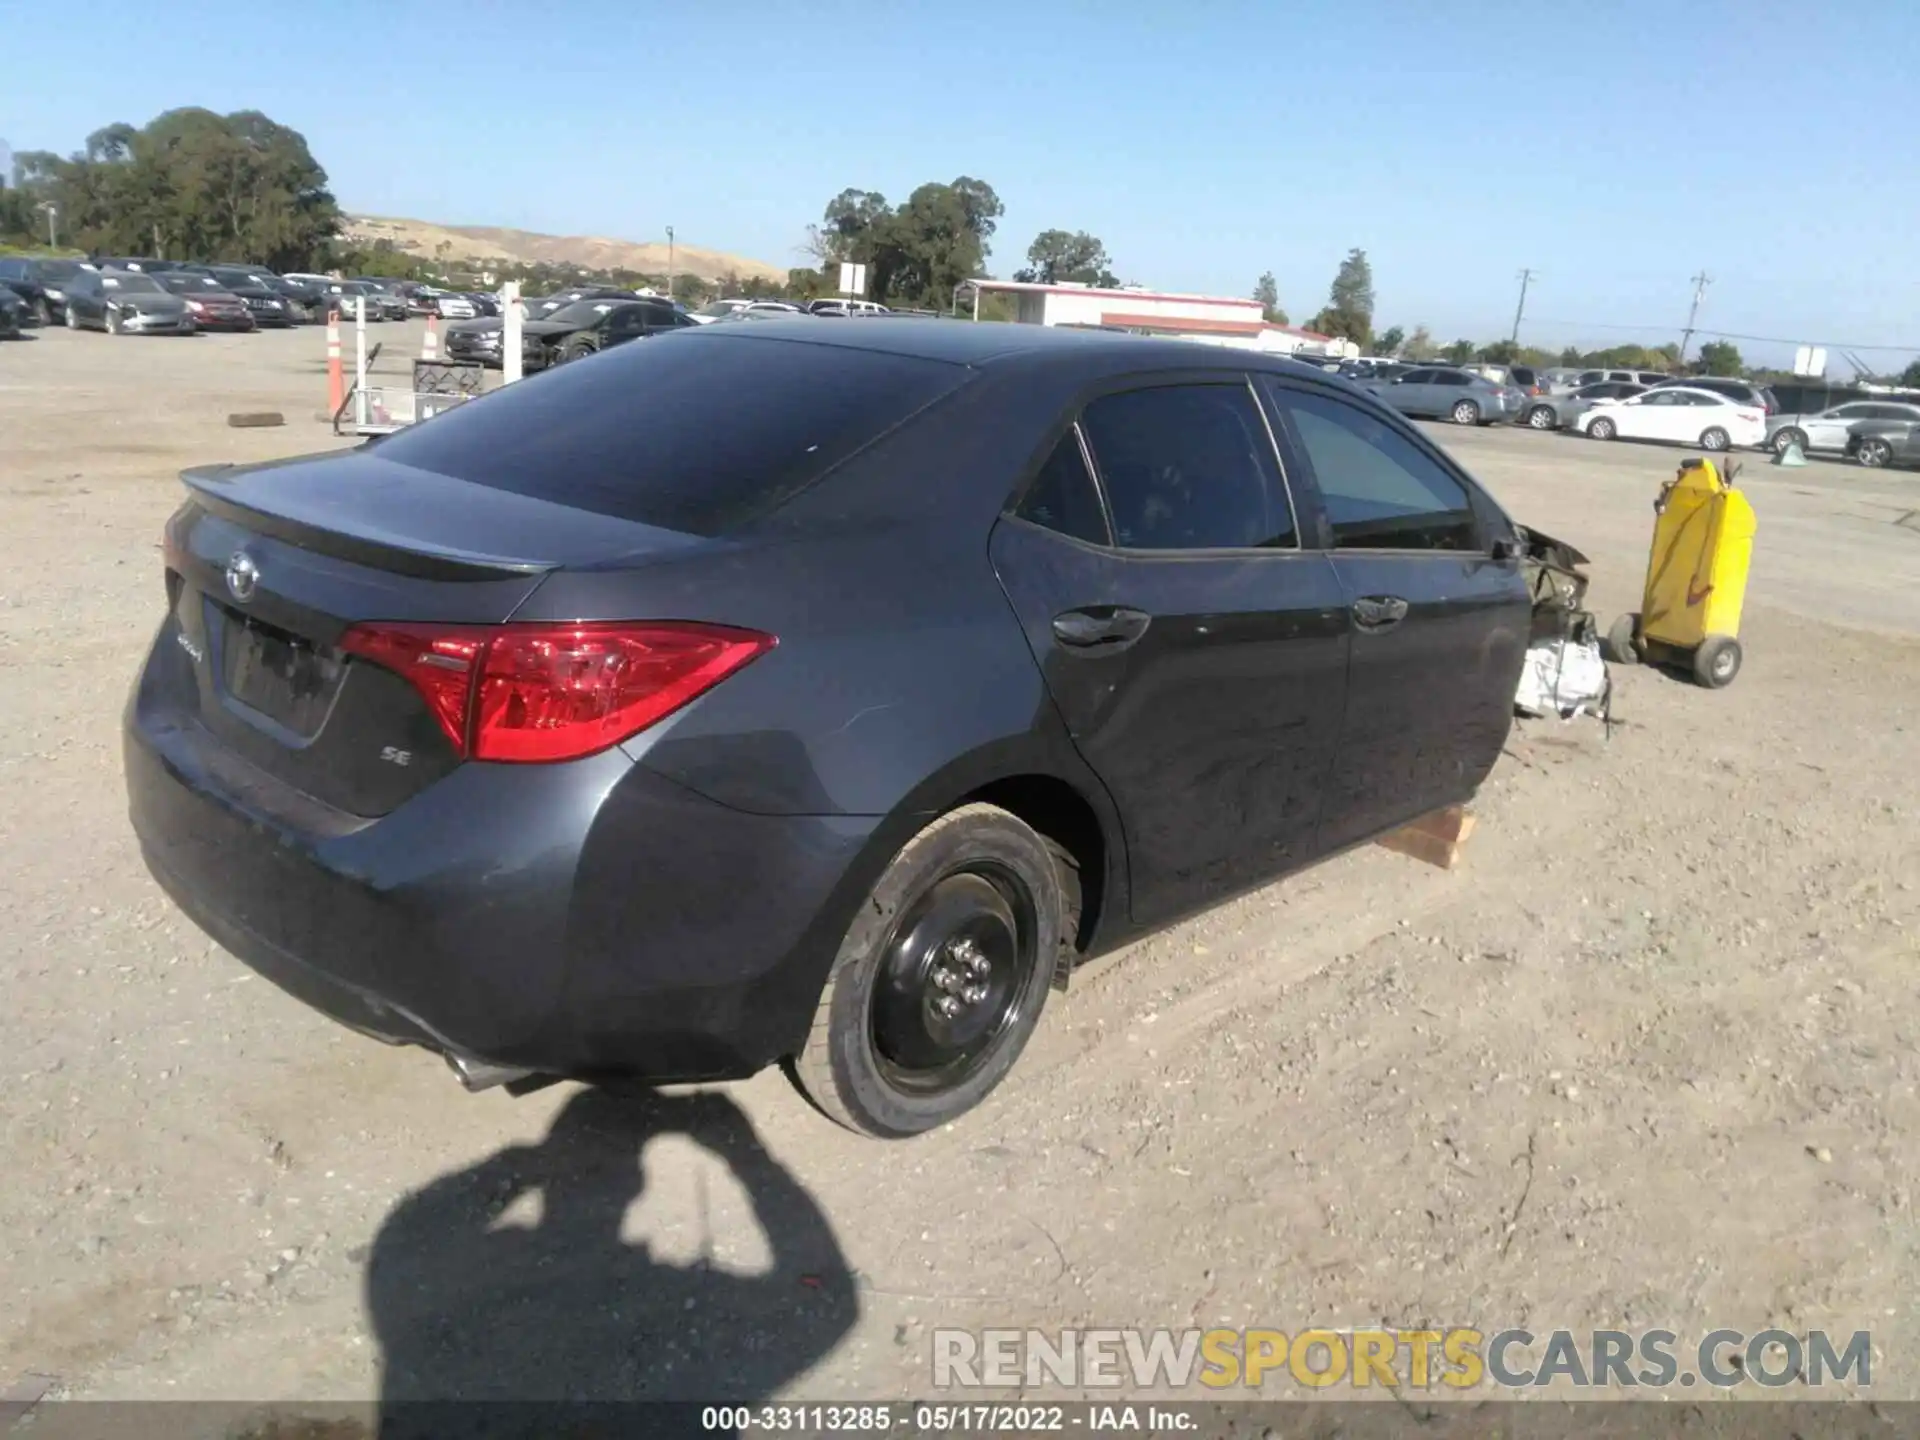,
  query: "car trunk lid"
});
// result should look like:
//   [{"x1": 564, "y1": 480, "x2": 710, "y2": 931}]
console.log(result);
[{"x1": 152, "y1": 450, "x2": 707, "y2": 815}]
